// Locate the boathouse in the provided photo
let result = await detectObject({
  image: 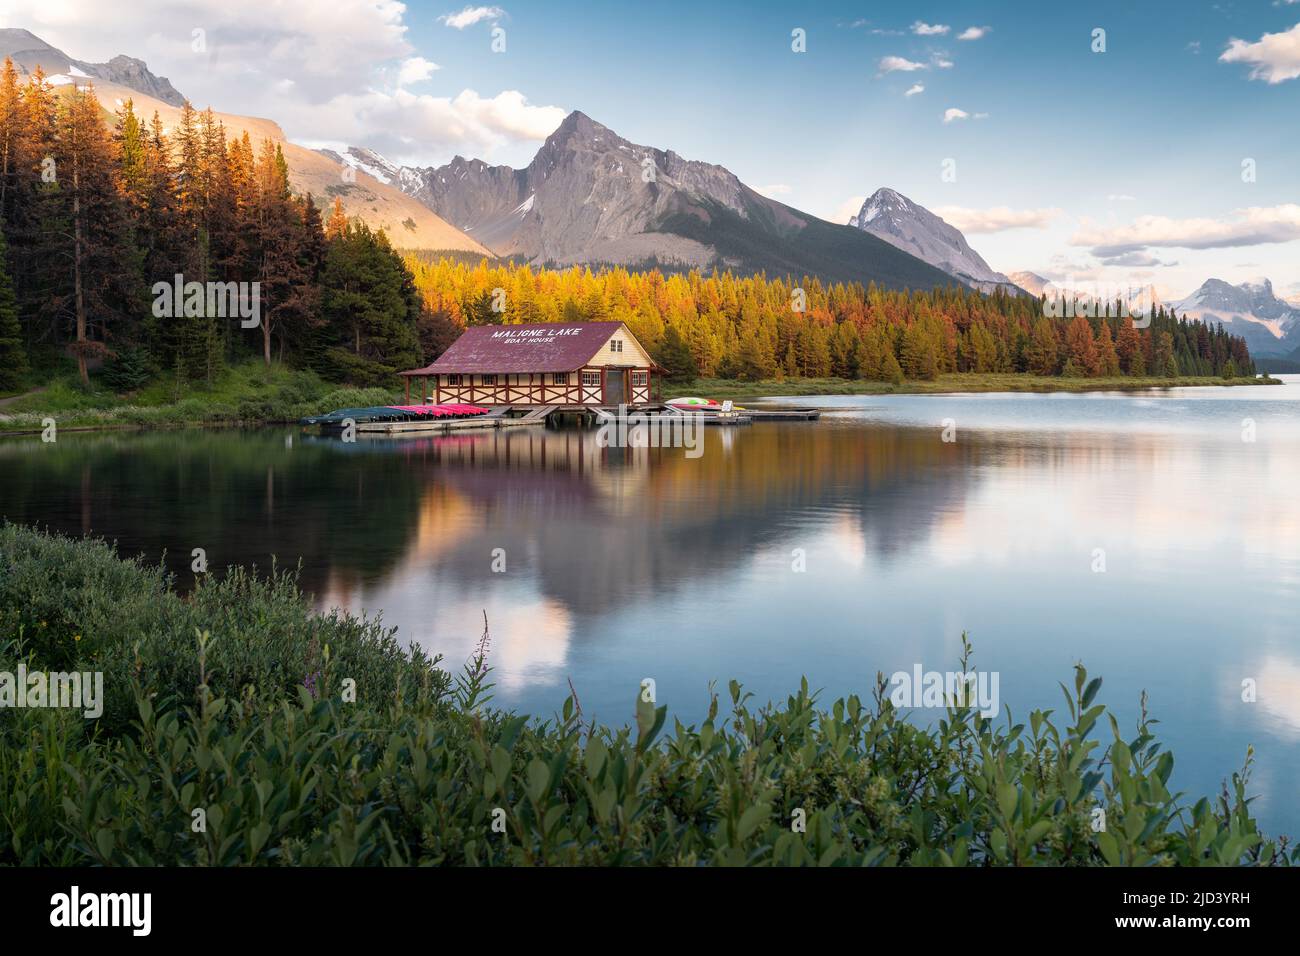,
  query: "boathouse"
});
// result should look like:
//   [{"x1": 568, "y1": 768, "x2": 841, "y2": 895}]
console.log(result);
[{"x1": 399, "y1": 321, "x2": 662, "y2": 407}]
